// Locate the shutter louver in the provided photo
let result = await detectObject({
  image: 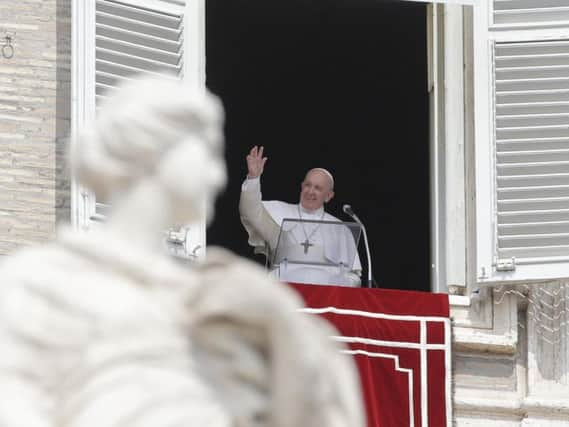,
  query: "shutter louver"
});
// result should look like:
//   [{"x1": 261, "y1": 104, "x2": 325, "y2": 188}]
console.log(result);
[
  {"x1": 92, "y1": 0, "x2": 186, "y2": 220},
  {"x1": 495, "y1": 40, "x2": 569, "y2": 263},
  {"x1": 494, "y1": 0, "x2": 569, "y2": 26},
  {"x1": 95, "y1": 0, "x2": 184, "y2": 104}
]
